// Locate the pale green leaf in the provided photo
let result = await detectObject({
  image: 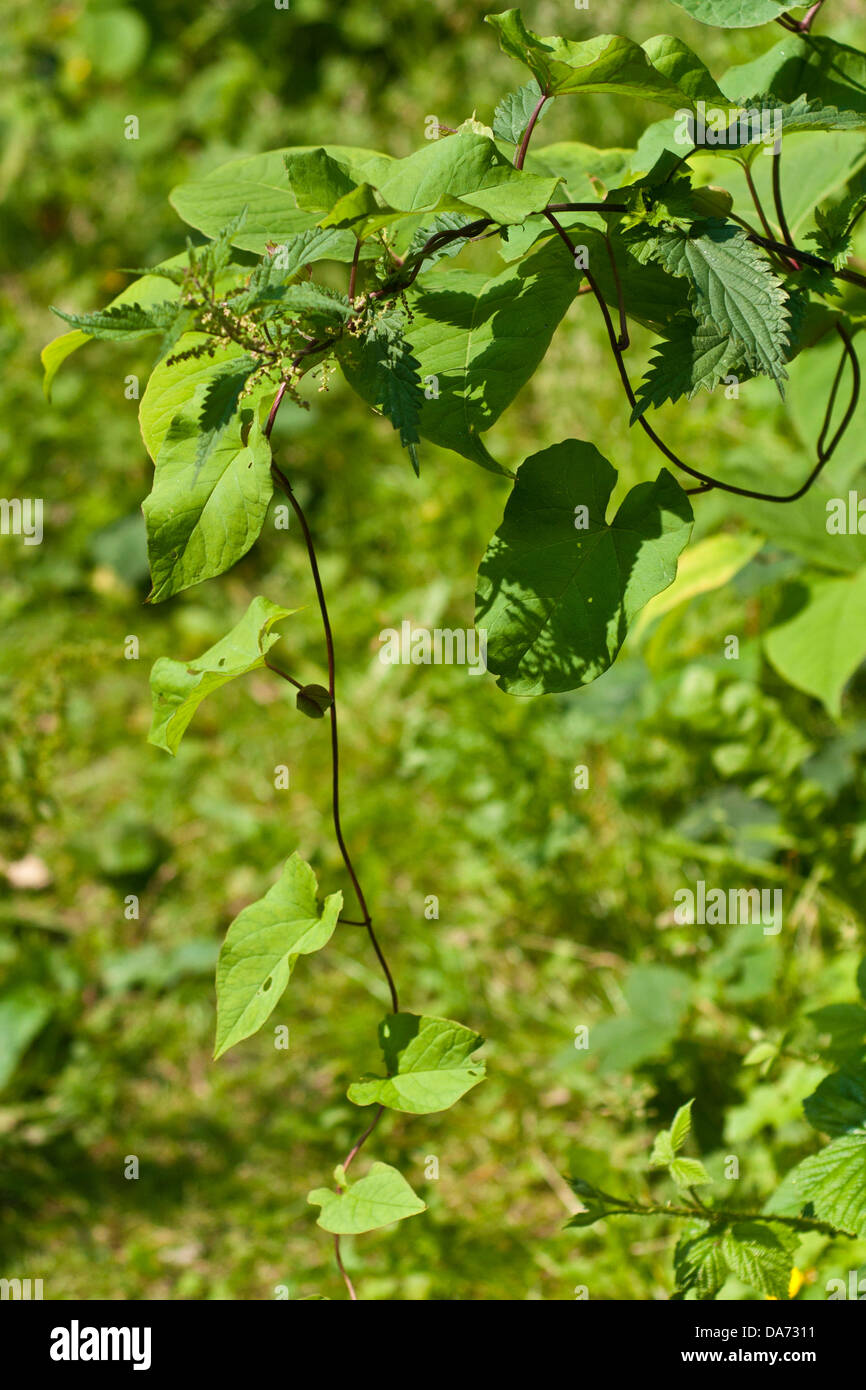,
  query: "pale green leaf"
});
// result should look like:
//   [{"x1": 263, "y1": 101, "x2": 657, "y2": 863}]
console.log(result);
[
  {"x1": 308, "y1": 1161, "x2": 426, "y2": 1234},
  {"x1": 634, "y1": 532, "x2": 764, "y2": 635},
  {"x1": 768, "y1": 1131, "x2": 866, "y2": 1235},
  {"x1": 348, "y1": 1013, "x2": 486, "y2": 1114},
  {"x1": 493, "y1": 79, "x2": 551, "y2": 145},
  {"x1": 674, "y1": 1221, "x2": 728, "y2": 1299},
  {"x1": 214, "y1": 853, "x2": 342, "y2": 1059},
  {"x1": 670, "y1": 1099, "x2": 695, "y2": 1153},
  {"x1": 669, "y1": 1156, "x2": 712, "y2": 1188},
  {"x1": 764, "y1": 569, "x2": 866, "y2": 717},
  {"x1": 148, "y1": 595, "x2": 295, "y2": 754}
]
